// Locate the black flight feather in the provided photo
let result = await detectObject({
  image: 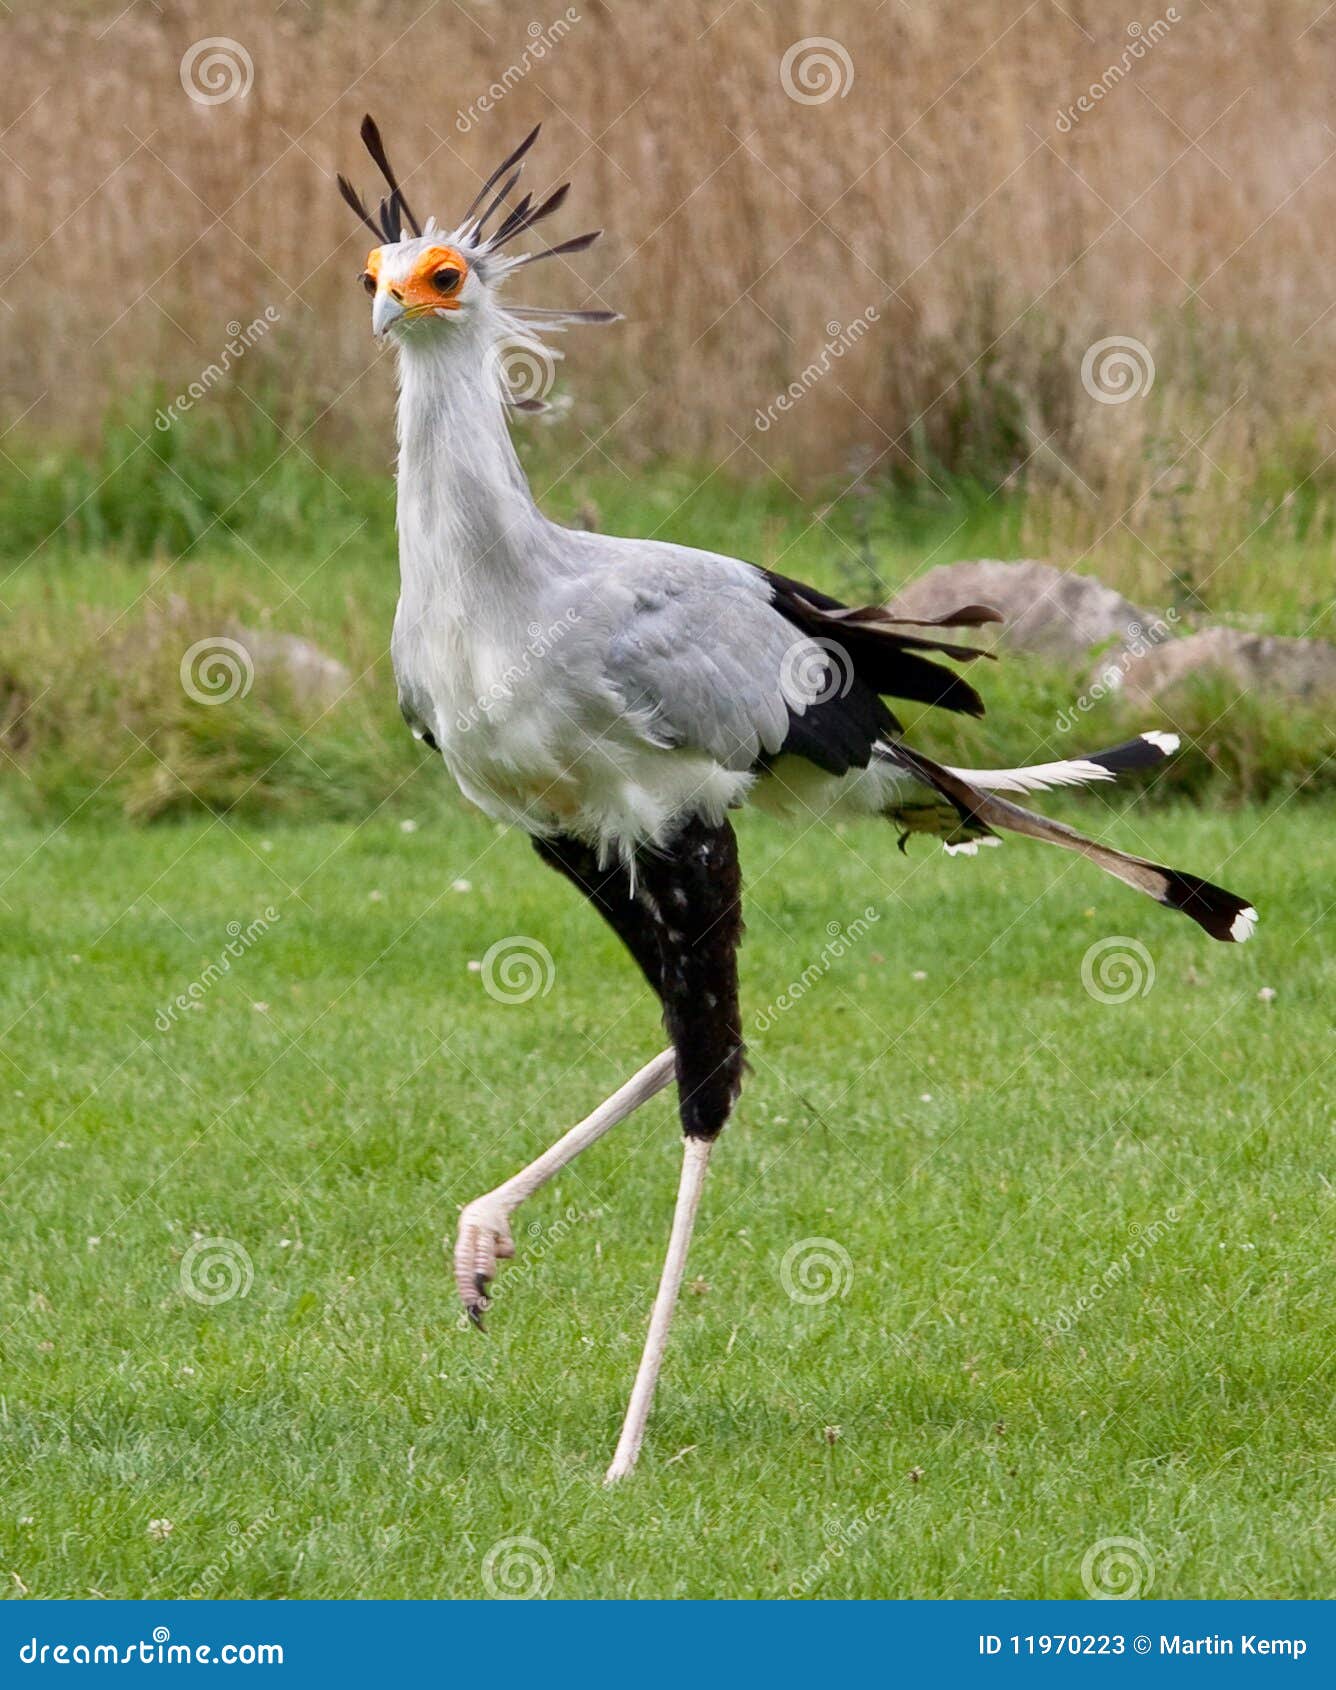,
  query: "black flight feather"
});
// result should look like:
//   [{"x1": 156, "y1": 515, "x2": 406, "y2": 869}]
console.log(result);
[{"x1": 766, "y1": 570, "x2": 988, "y2": 720}]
